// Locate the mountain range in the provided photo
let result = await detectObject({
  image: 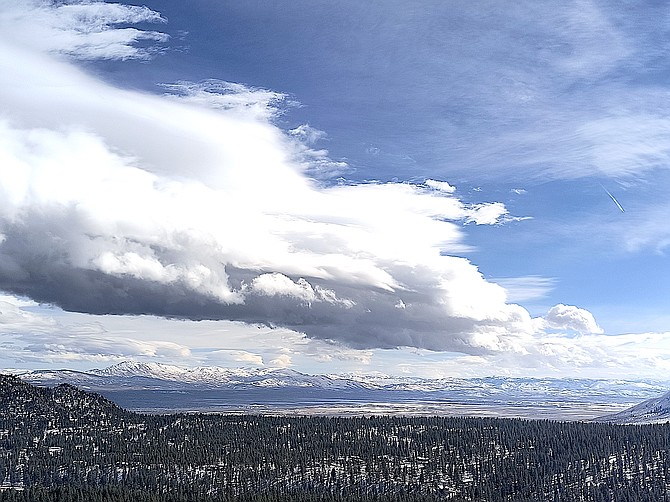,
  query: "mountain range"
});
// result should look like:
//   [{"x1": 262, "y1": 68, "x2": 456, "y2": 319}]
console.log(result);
[
  {"x1": 8, "y1": 361, "x2": 670, "y2": 421},
  {"x1": 18, "y1": 360, "x2": 368, "y2": 391}
]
